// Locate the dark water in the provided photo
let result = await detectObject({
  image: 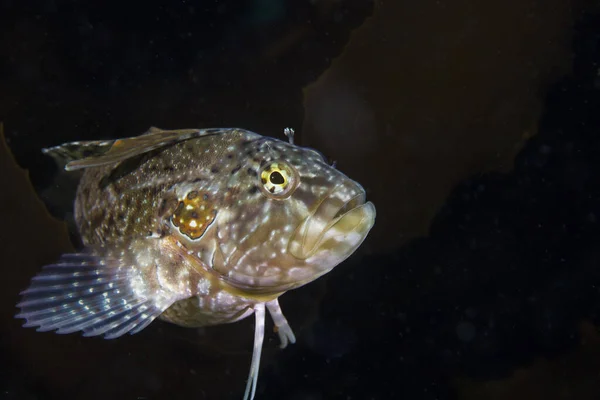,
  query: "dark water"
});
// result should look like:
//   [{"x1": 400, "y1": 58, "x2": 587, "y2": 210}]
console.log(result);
[{"x1": 2, "y1": 1, "x2": 600, "y2": 399}]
